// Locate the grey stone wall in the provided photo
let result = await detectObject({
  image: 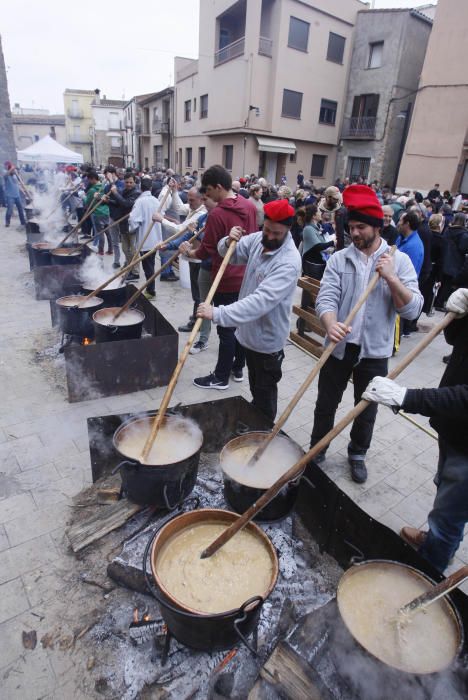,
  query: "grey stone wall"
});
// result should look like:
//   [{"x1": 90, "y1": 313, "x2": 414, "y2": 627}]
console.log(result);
[
  {"x1": 336, "y1": 10, "x2": 432, "y2": 186},
  {"x1": 0, "y1": 37, "x2": 16, "y2": 165}
]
